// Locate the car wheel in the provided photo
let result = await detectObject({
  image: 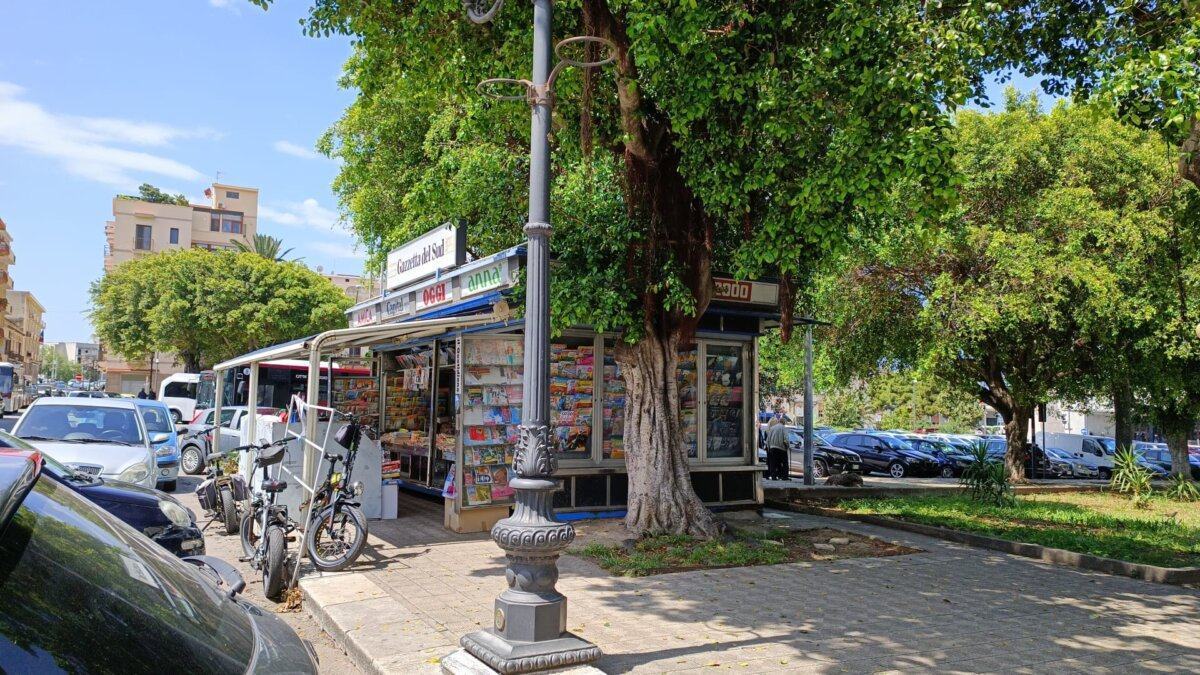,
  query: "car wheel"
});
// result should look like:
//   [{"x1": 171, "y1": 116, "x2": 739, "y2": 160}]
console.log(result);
[
  {"x1": 889, "y1": 462, "x2": 907, "y2": 479},
  {"x1": 170, "y1": 409, "x2": 183, "y2": 424},
  {"x1": 1098, "y1": 468, "x2": 1111, "y2": 480},
  {"x1": 812, "y1": 459, "x2": 829, "y2": 479},
  {"x1": 181, "y1": 446, "x2": 204, "y2": 475},
  {"x1": 940, "y1": 465, "x2": 955, "y2": 478}
]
